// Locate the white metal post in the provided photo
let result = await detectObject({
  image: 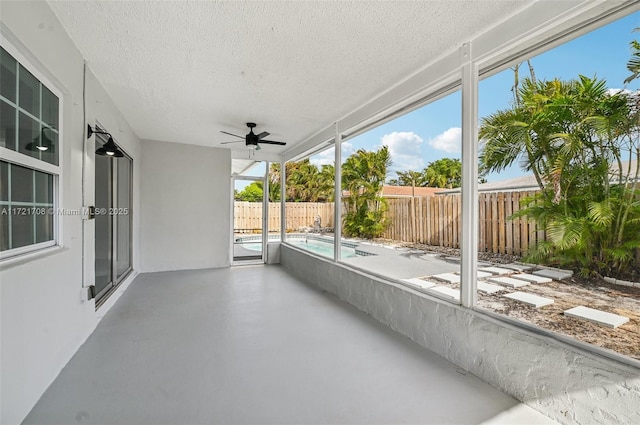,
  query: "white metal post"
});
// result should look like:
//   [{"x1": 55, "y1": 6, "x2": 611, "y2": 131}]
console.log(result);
[
  {"x1": 334, "y1": 123, "x2": 342, "y2": 262},
  {"x1": 262, "y1": 161, "x2": 269, "y2": 263},
  {"x1": 230, "y1": 175, "x2": 235, "y2": 265},
  {"x1": 280, "y1": 160, "x2": 286, "y2": 243},
  {"x1": 460, "y1": 42, "x2": 479, "y2": 307}
]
